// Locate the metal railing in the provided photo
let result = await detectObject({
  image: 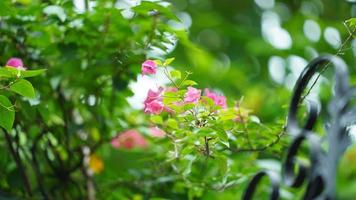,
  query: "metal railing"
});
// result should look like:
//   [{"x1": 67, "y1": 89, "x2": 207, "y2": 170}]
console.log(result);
[{"x1": 242, "y1": 55, "x2": 354, "y2": 200}]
